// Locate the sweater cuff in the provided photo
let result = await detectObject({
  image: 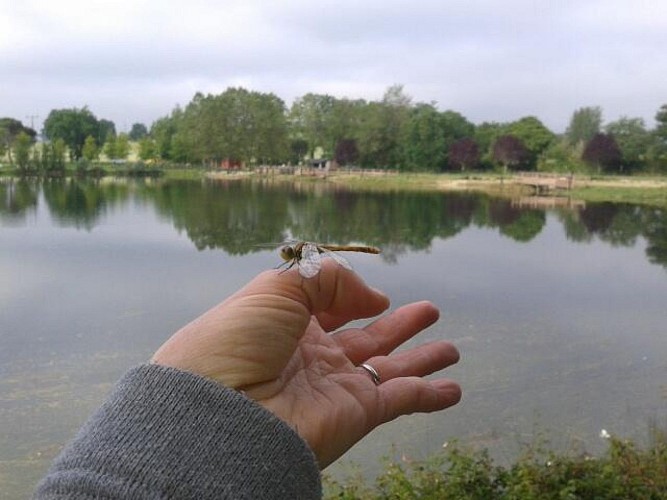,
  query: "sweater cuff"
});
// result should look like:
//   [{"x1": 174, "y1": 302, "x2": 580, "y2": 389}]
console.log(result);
[{"x1": 35, "y1": 364, "x2": 321, "y2": 499}]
